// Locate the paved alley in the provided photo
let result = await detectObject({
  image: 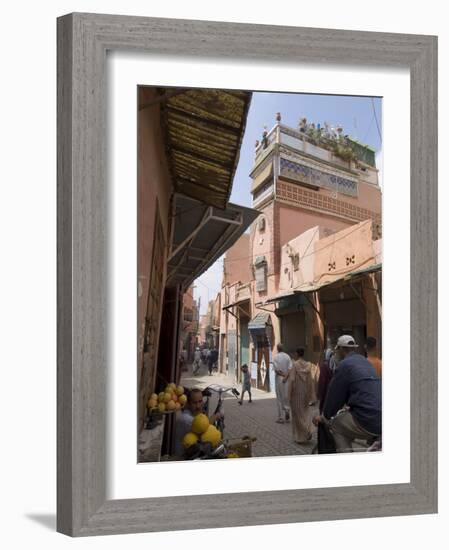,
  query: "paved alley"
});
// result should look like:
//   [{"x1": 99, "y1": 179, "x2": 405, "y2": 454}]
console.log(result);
[{"x1": 181, "y1": 363, "x2": 319, "y2": 457}]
